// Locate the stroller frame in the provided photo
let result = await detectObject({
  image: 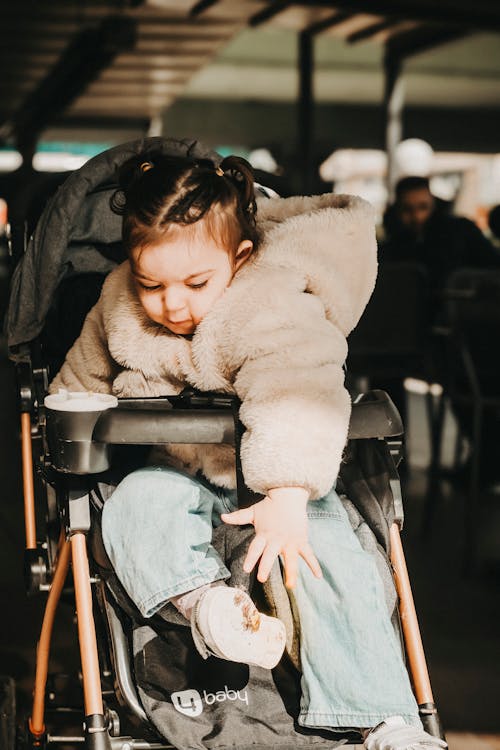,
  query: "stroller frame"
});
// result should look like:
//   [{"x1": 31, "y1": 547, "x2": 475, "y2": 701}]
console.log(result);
[{"x1": 14, "y1": 338, "x2": 446, "y2": 750}]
